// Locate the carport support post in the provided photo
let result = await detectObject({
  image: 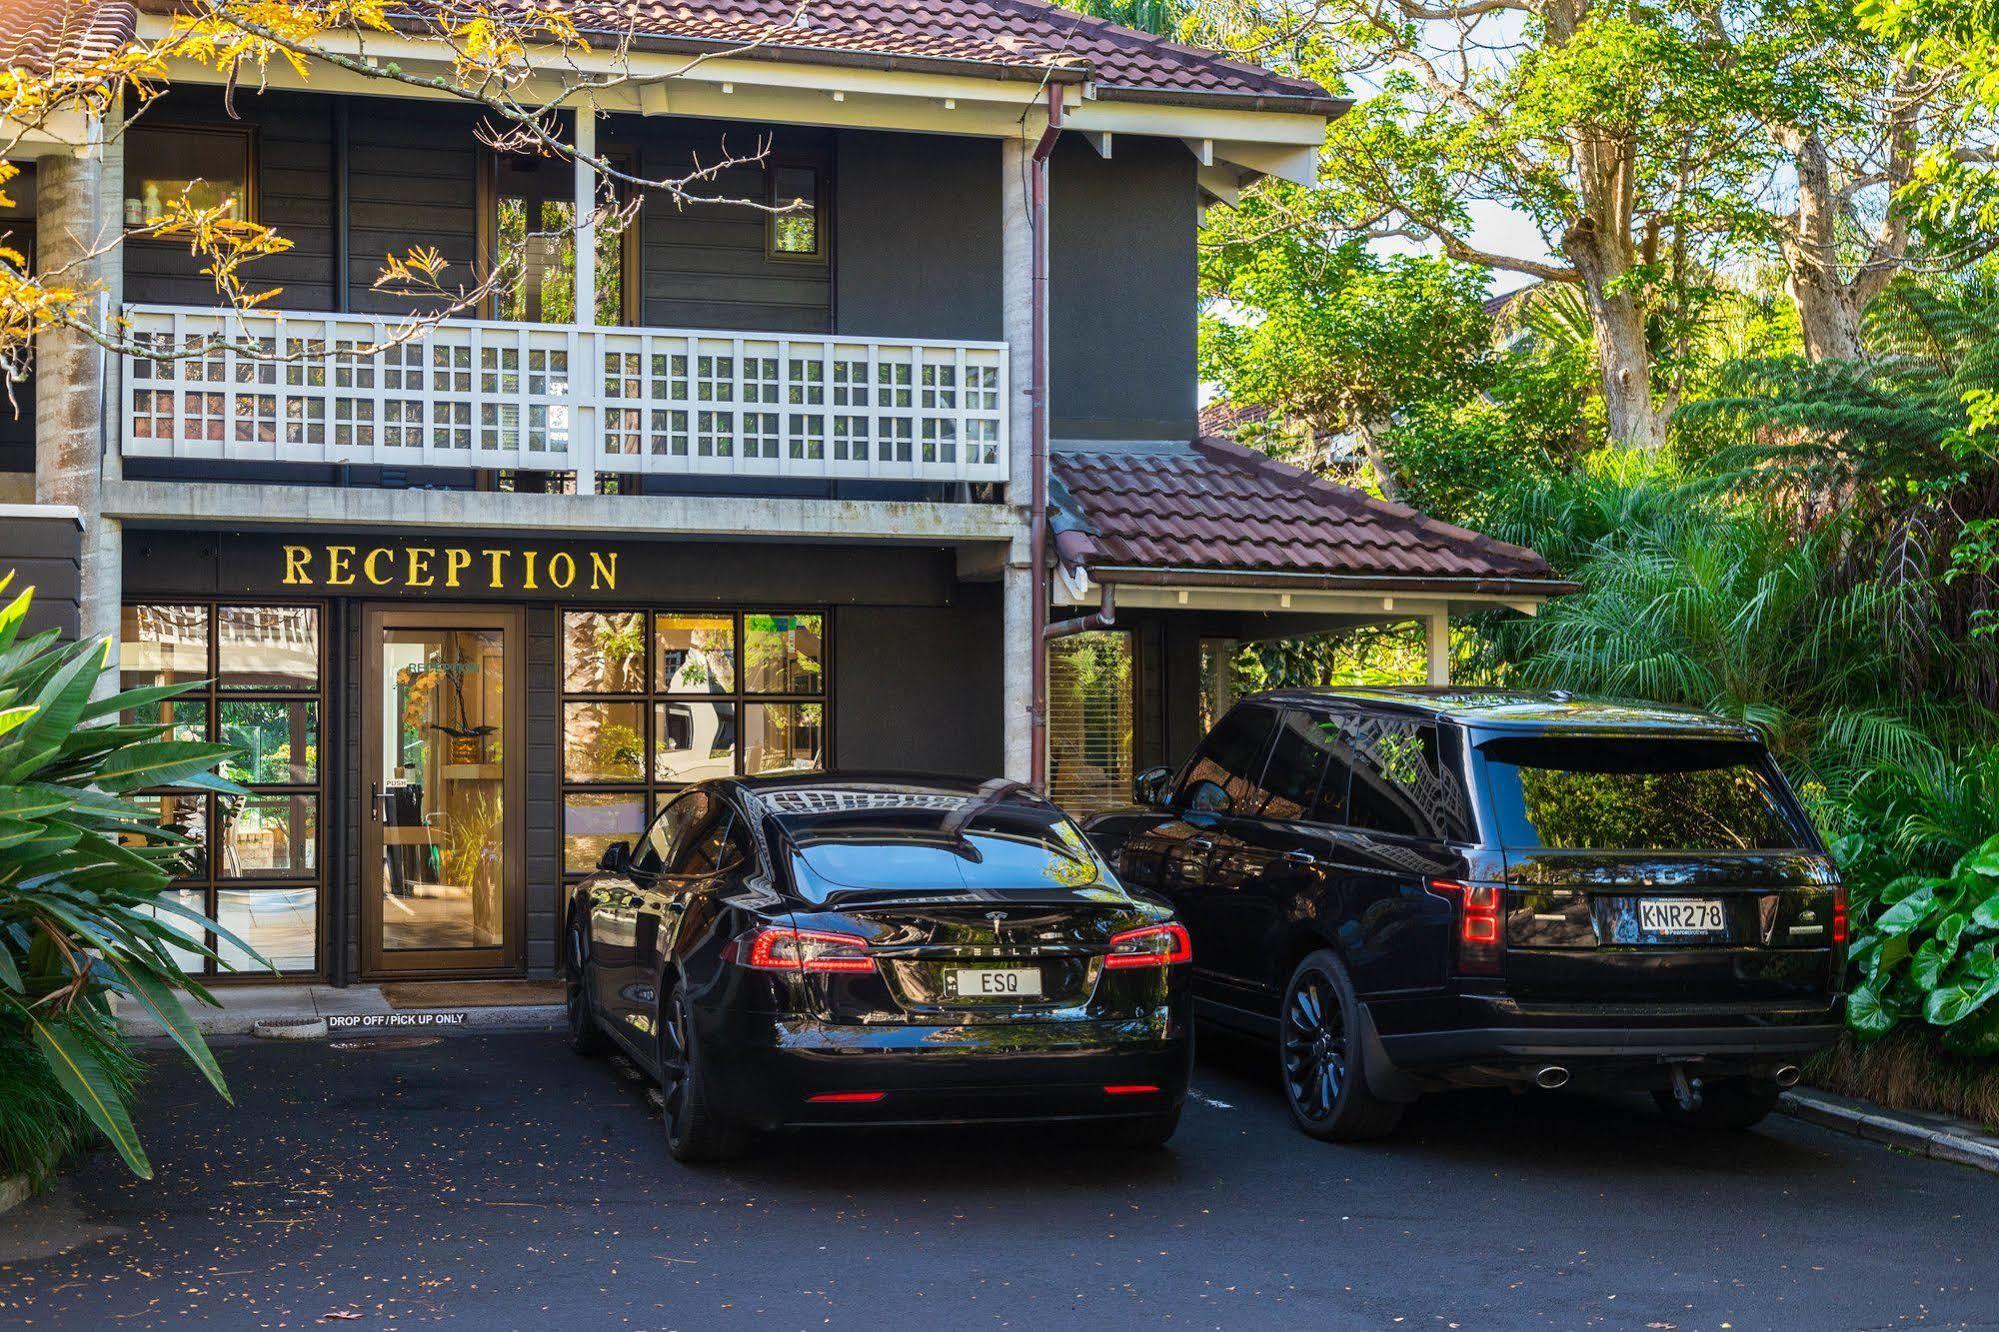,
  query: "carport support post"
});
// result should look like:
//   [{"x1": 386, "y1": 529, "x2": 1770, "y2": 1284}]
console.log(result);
[
  {"x1": 1425, "y1": 610, "x2": 1451, "y2": 687},
  {"x1": 1000, "y1": 132, "x2": 1037, "y2": 785}
]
